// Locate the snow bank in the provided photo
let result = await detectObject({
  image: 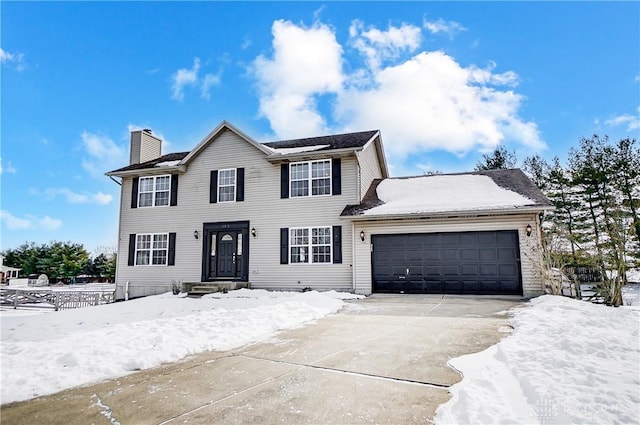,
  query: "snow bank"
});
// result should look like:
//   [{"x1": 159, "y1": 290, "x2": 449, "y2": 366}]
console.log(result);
[
  {"x1": 1, "y1": 289, "x2": 347, "y2": 404},
  {"x1": 436, "y1": 295, "x2": 640, "y2": 424}
]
